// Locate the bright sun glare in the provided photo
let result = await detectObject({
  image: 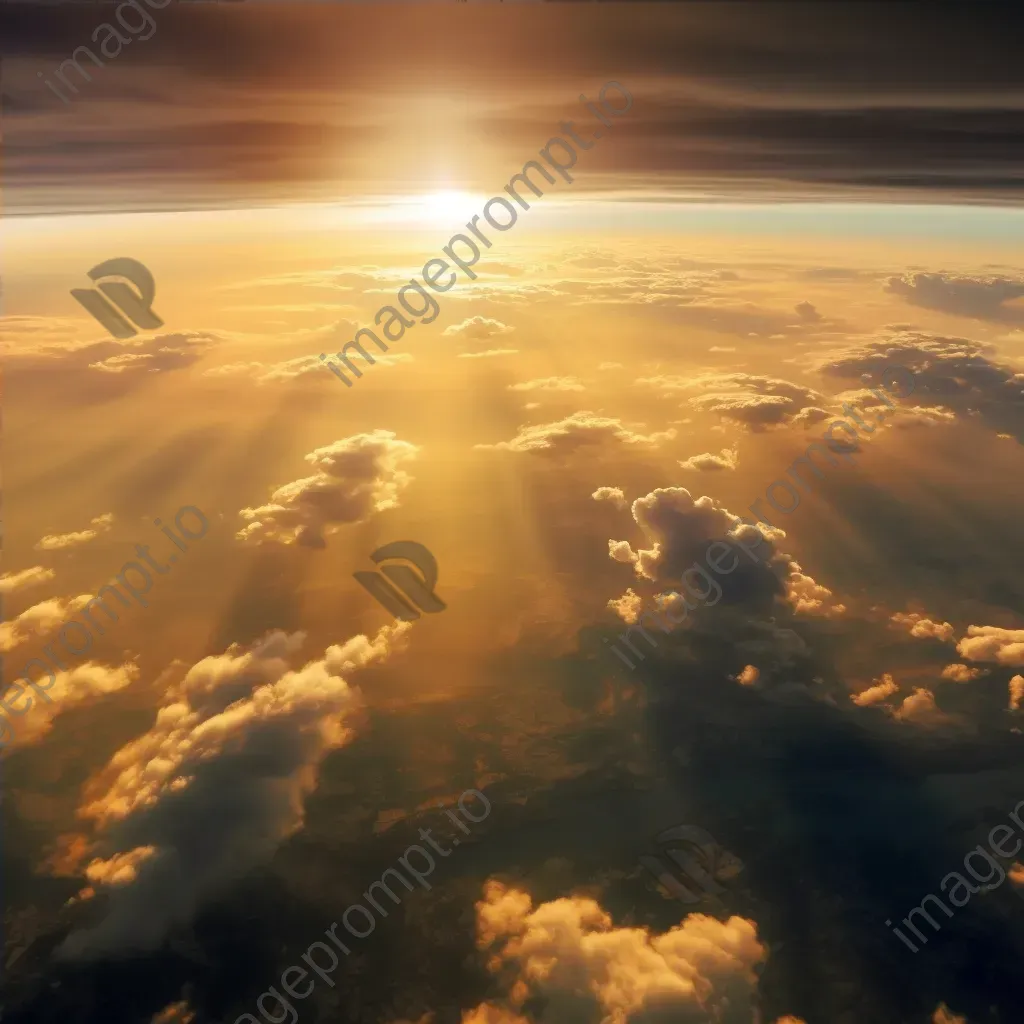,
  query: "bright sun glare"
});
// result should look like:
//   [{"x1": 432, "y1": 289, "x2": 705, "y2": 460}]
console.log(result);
[
  {"x1": 333, "y1": 189, "x2": 490, "y2": 229},
  {"x1": 412, "y1": 190, "x2": 487, "y2": 225}
]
